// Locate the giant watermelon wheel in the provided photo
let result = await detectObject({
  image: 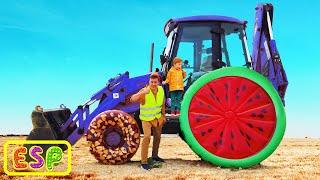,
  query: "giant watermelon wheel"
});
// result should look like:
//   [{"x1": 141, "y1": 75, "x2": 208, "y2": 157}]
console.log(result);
[
  {"x1": 180, "y1": 67, "x2": 286, "y2": 168},
  {"x1": 87, "y1": 110, "x2": 140, "y2": 164}
]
